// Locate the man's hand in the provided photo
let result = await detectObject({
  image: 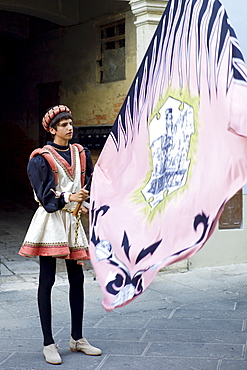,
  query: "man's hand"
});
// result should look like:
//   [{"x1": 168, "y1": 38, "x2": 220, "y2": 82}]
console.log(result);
[
  {"x1": 69, "y1": 187, "x2": 89, "y2": 203},
  {"x1": 80, "y1": 205, "x2": 89, "y2": 214}
]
